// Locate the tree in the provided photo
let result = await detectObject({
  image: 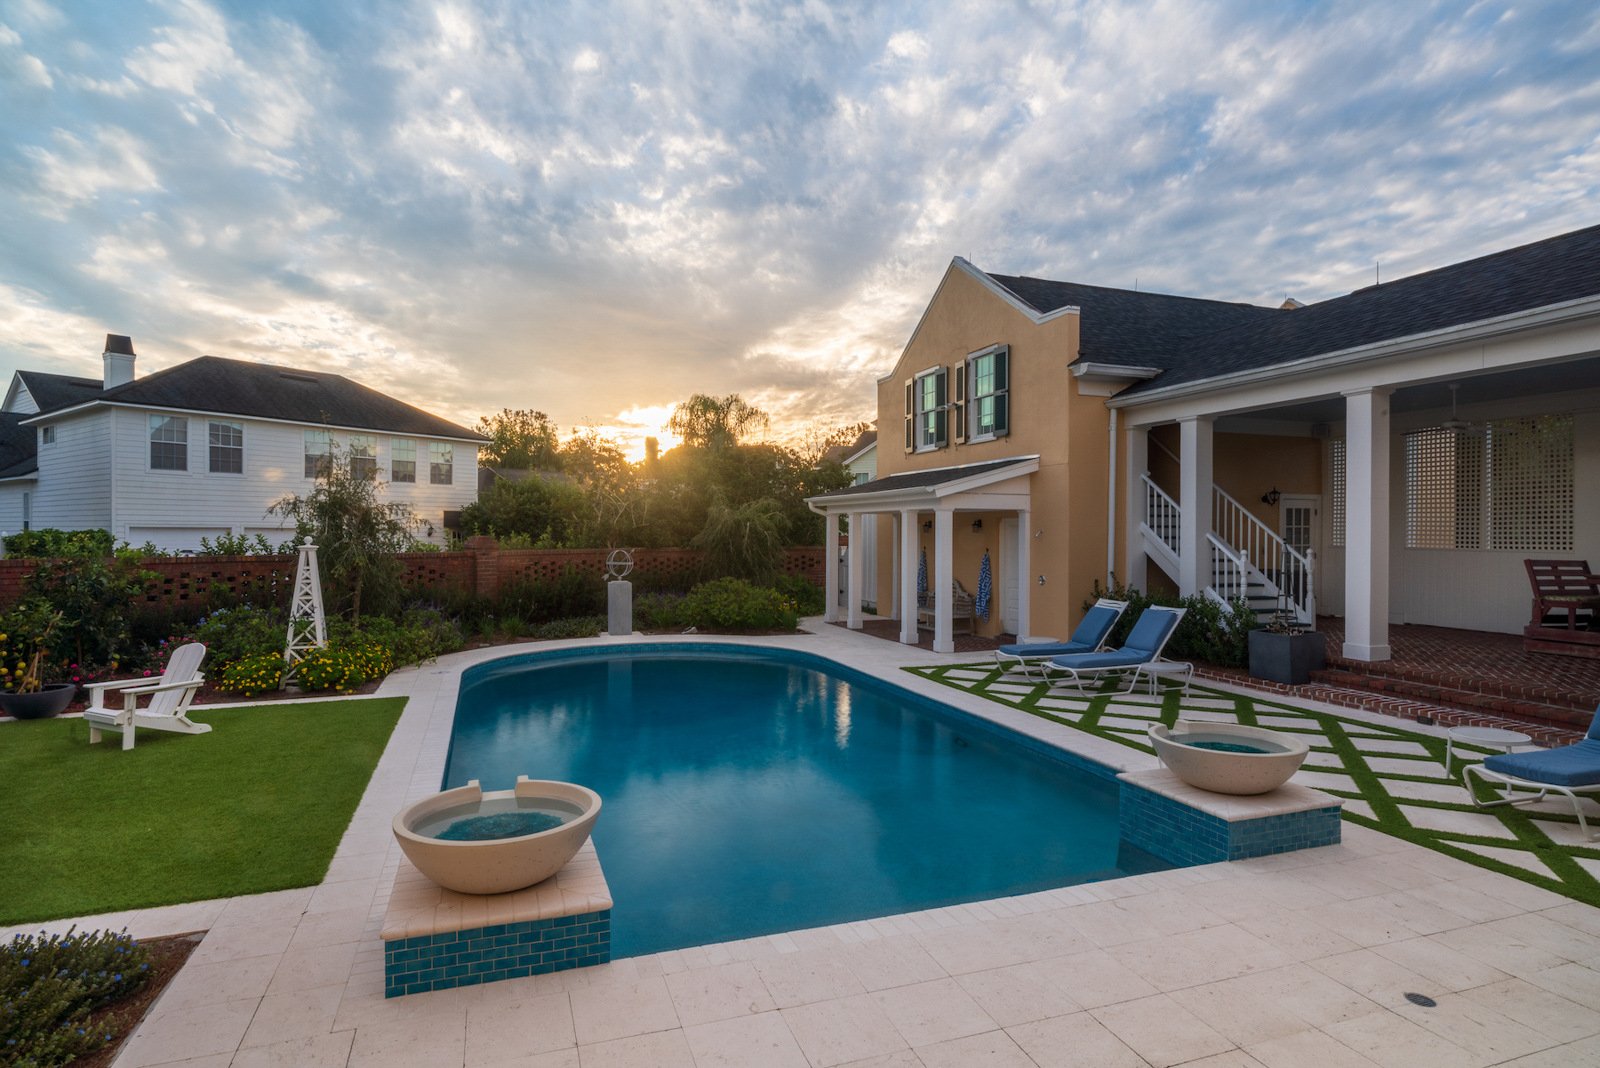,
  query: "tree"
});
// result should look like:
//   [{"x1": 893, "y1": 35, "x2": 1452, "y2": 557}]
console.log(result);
[
  {"x1": 458, "y1": 476, "x2": 589, "y2": 547},
  {"x1": 269, "y1": 445, "x2": 427, "y2": 621},
  {"x1": 477, "y1": 409, "x2": 562, "y2": 470},
  {"x1": 793, "y1": 420, "x2": 873, "y2": 467},
  {"x1": 667, "y1": 394, "x2": 770, "y2": 451},
  {"x1": 692, "y1": 495, "x2": 789, "y2": 584}
]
